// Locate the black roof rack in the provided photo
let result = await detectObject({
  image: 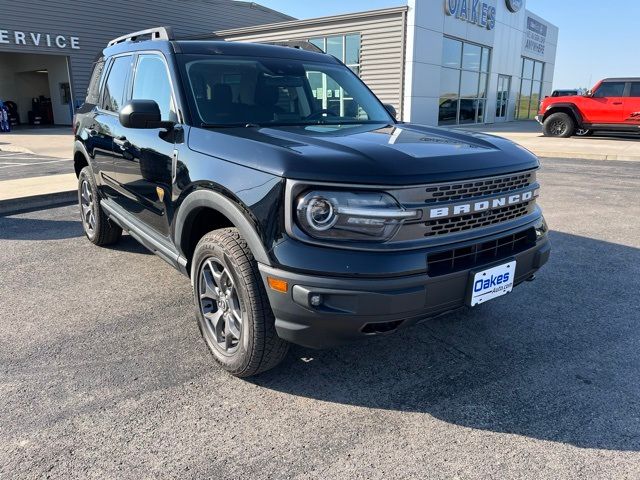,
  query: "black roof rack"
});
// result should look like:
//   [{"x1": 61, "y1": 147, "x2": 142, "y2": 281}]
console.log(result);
[
  {"x1": 107, "y1": 26, "x2": 174, "y2": 47},
  {"x1": 260, "y1": 40, "x2": 323, "y2": 53}
]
